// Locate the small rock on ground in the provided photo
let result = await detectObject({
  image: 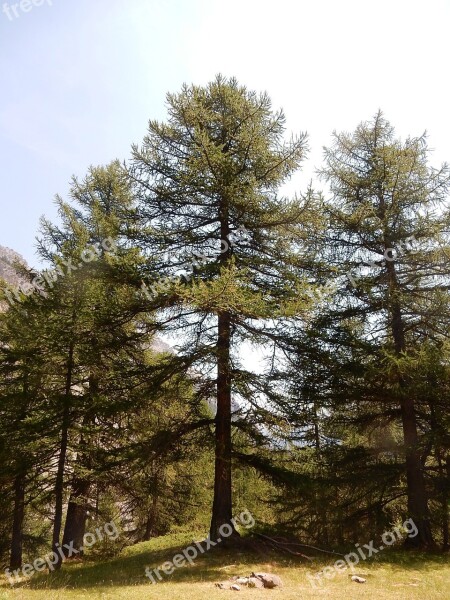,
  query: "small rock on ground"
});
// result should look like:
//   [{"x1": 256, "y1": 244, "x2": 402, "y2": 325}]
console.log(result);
[
  {"x1": 252, "y1": 572, "x2": 284, "y2": 588},
  {"x1": 216, "y1": 572, "x2": 283, "y2": 590}
]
